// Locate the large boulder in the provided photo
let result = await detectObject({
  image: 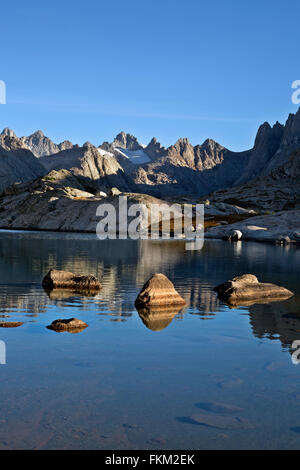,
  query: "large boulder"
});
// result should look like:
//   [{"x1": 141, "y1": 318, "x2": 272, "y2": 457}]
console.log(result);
[
  {"x1": 47, "y1": 318, "x2": 88, "y2": 332},
  {"x1": 43, "y1": 269, "x2": 102, "y2": 290},
  {"x1": 214, "y1": 274, "x2": 294, "y2": 306},
  {"x1": 135, "y1": 273, "x2": 186, "y2": 308}
]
